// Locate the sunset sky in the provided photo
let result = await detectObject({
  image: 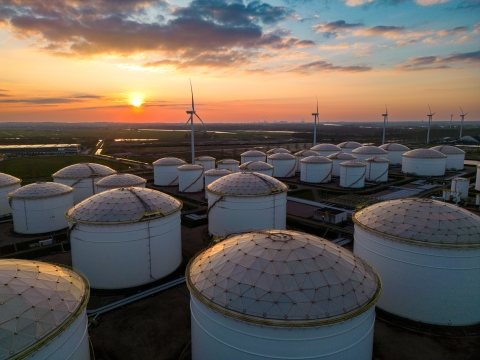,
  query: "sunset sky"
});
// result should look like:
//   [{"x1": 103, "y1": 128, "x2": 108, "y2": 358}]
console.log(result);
[{"x1": 0, "y1": 0, "x2": 479, "y2": 123}]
